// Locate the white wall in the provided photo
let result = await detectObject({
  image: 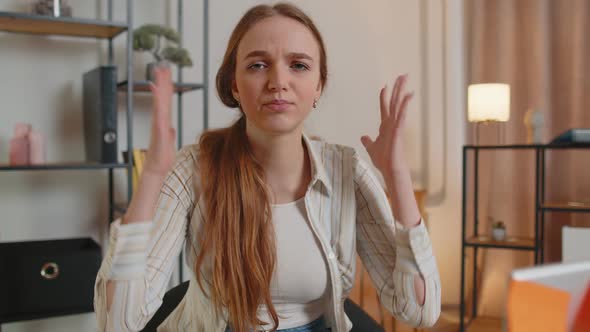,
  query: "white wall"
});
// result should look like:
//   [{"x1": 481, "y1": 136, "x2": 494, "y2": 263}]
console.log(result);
[{"x1": 0, "y1": 1, "x2": 465, "y2": 330}]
